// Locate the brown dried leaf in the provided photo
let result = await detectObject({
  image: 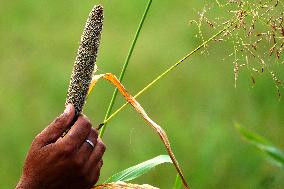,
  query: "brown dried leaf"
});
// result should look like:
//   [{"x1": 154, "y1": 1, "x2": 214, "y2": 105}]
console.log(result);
[
  {"x1": 88, "y1": 73, "x2": 189, "y2": 189},
  {"x1": 93, "y1": 181, "x2": 159, "y2": 189}
]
